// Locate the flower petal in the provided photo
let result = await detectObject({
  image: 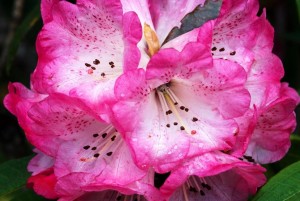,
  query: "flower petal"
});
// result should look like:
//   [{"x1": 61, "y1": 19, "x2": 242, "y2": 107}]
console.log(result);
[
  {"x1": 27, "y1": 168, "x2": 58, "y2": 199},
  {"x1": 28, "y1": 149, "x2": 55, "y2": 176},
  {"x1": 246, "y1": 97, "x2": 297, "y2": 164},
  {"x1": 32, "y1": 0, "x2": 125, "y2": 112},
  {"x1": 162, "y1": 156, "x2": 266, "y2": 201},
  {"x1": 149, "y1": 0, "x2": 206, "y2": 43}
]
